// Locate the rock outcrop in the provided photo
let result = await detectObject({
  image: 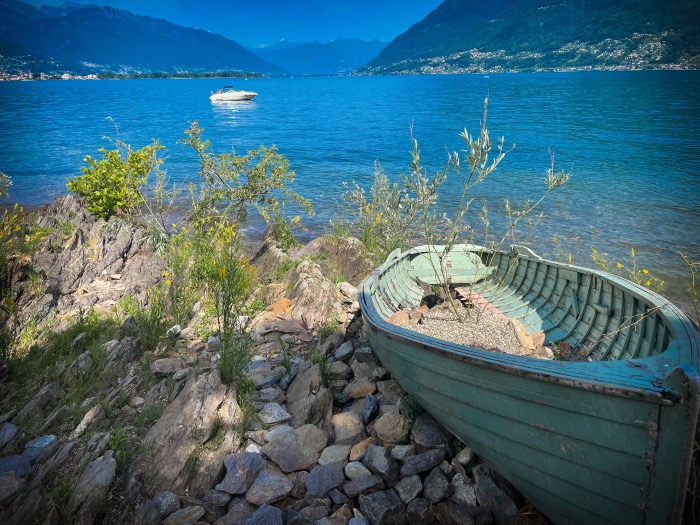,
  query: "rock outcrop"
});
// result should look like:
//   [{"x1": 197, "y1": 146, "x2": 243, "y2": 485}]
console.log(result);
[
  {"x1": 6, "y1": 195, "x2": 166, "y2": 342},
  {"x1": 134, "y1": 369, "x2": 243, "y2": 498}
]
